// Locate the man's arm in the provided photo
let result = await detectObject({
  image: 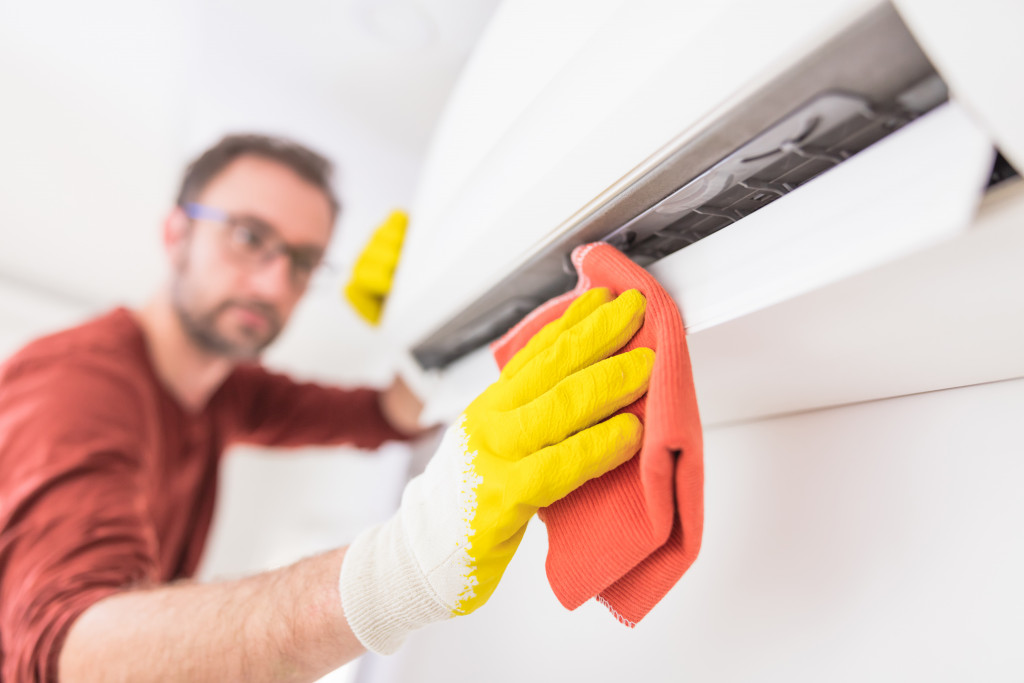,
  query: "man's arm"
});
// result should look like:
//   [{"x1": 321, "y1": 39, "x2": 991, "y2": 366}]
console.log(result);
[
  {"x1": 223, "y1": 366, "x2": 412, "y2": 449},
  {"x1": 60, "y1": 547, "x2": 363, "y2": 683},
  {"x1": 377, "y1": 374, "x2": 430, "y2": 437},
  {"x1": 54, "y1": 289, "x2": 652, "y2": 679}
]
